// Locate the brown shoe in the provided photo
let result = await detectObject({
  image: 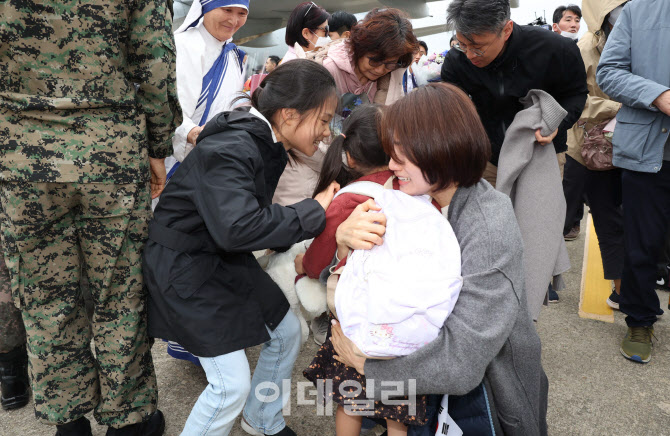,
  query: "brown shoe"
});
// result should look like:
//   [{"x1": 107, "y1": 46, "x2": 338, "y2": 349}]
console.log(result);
[{"x1": 564, "y1": 225, "x2": 580, "y2": 241}]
